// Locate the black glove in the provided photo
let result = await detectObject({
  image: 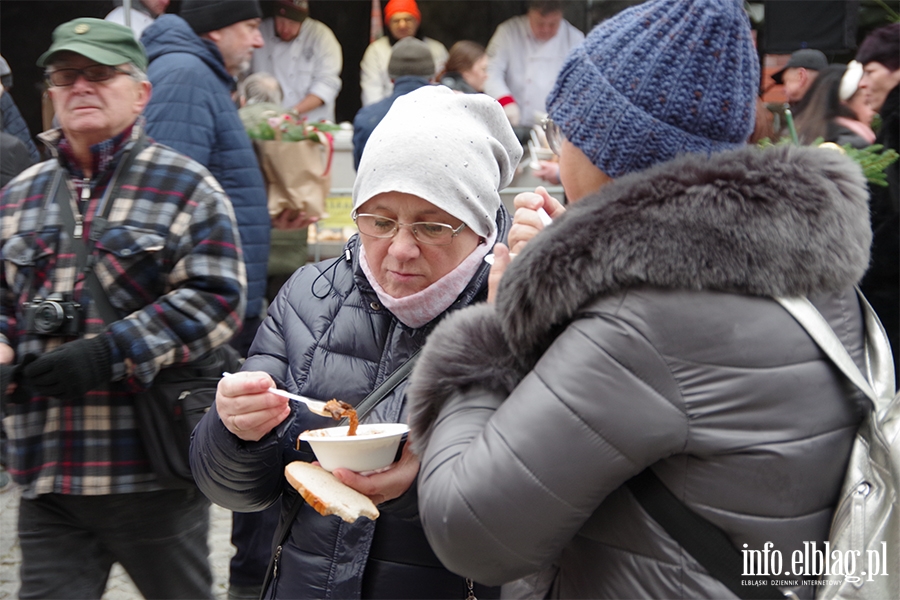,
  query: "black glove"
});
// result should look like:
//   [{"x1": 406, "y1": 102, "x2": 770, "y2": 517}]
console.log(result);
[
  {"x1": 0, "y1": 364, "x2": 14, "y2": 396},
  {"x1": 22, "y1": 336, "x2": 113, "y2": 401},
  {"x1": 1, "y1": 355, "x2": 37, "y2": 406}
]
